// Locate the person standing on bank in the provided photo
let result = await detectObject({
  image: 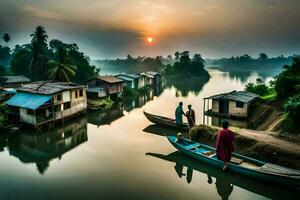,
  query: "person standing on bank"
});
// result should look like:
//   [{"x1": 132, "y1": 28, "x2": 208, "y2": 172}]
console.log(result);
[
  {"x1": 175, "y1": 102, "x2": 186, "y2": 125},
  {"x1": 216, "y1": 120, "x2": 234, "y2": 171},
  {"x1": 186, "y1": 104, "x2": 196, "y2": 131}
]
